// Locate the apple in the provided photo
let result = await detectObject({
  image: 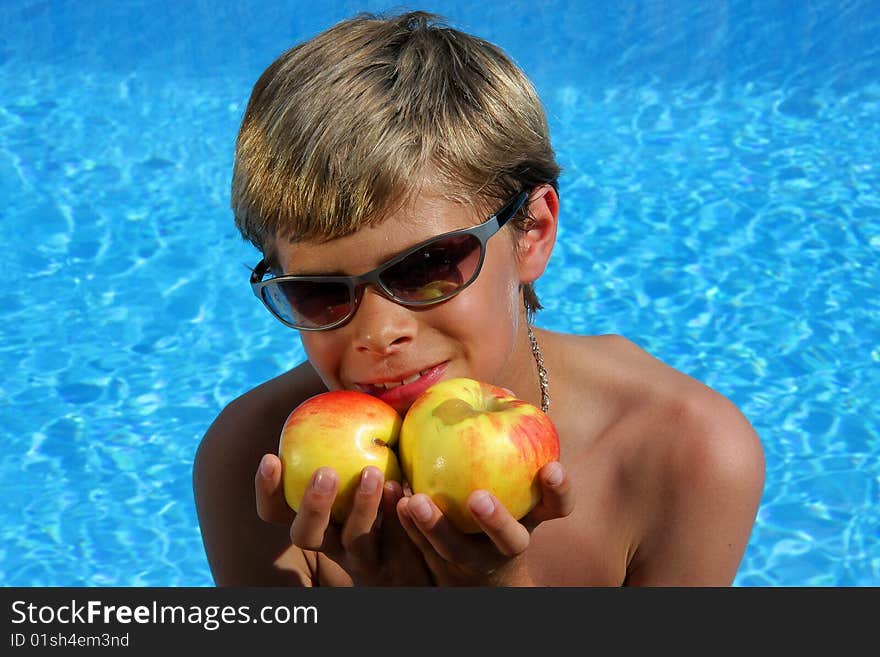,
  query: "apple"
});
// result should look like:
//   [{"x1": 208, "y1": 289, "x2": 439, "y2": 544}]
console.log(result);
[
  {"x1": 399, "y1": 377, "x2": 560, "y2": 533},
  {"x1": 278, "y1": 390, "x2": 403, "y2": 524}
]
